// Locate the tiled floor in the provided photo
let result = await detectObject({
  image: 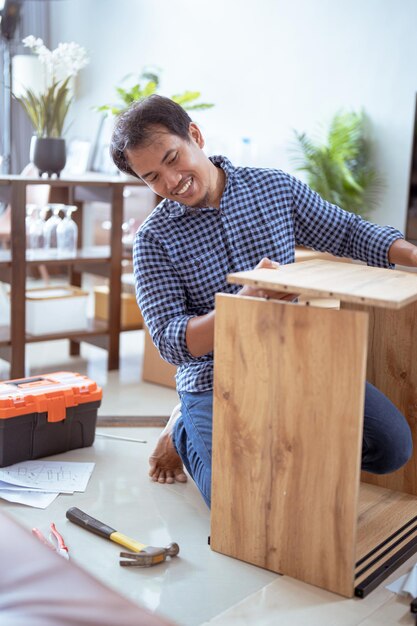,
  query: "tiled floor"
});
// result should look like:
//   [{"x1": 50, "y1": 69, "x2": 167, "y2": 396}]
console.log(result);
[{"x1": 1, "y1": 332, "x2": 417, "y2": 625}]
